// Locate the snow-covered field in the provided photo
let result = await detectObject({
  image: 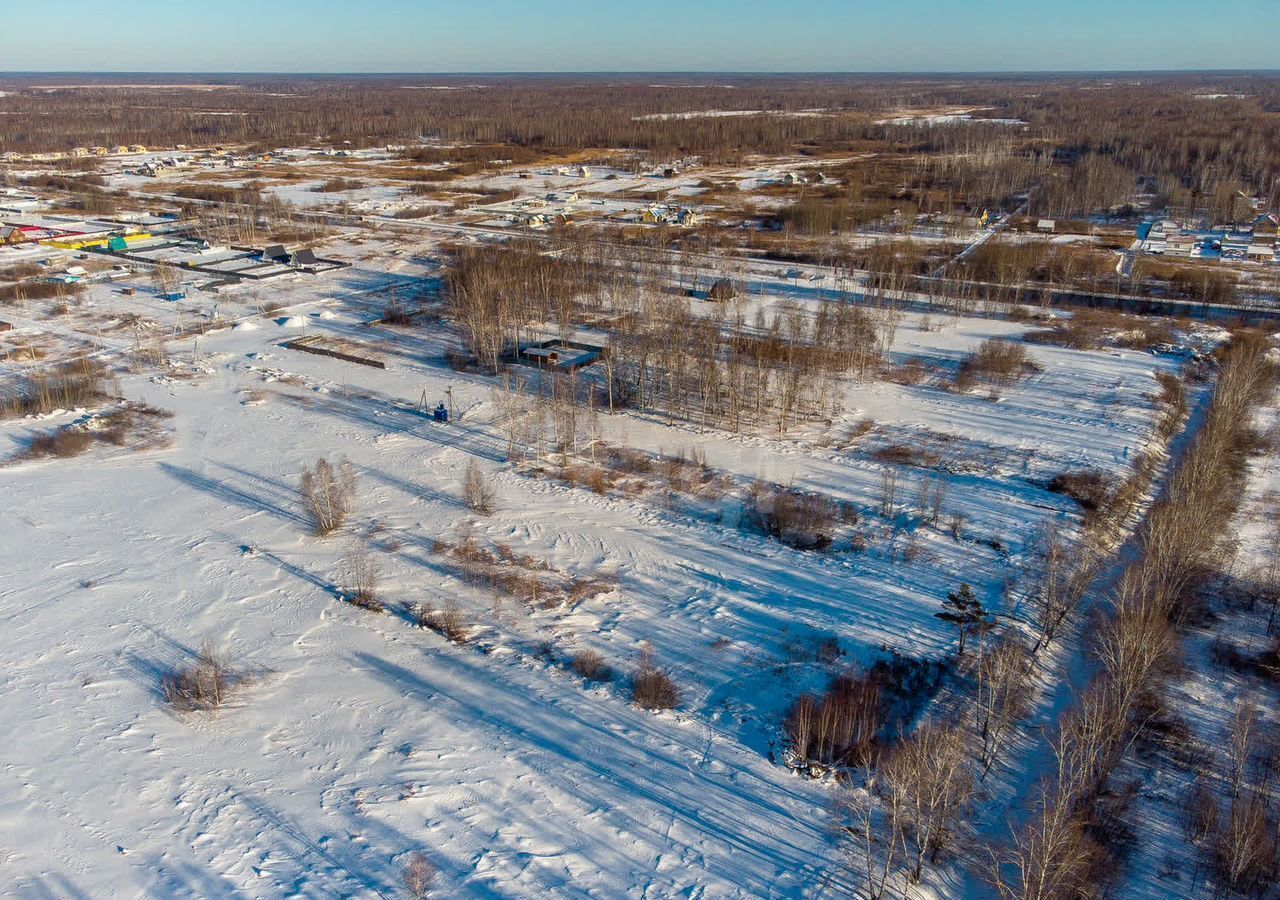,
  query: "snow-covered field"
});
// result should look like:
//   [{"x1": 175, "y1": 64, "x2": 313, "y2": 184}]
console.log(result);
[{"x1": 0, "y1": 244, "x2": 1194, "y2": 896}]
